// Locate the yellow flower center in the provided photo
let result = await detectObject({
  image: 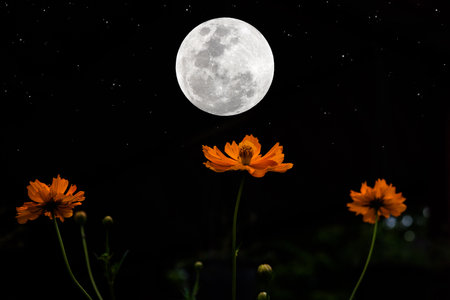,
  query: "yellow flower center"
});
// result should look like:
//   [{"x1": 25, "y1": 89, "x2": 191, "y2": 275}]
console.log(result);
[{"x1": 239, "y1": 145, "x2": 254, "y2": 165}]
